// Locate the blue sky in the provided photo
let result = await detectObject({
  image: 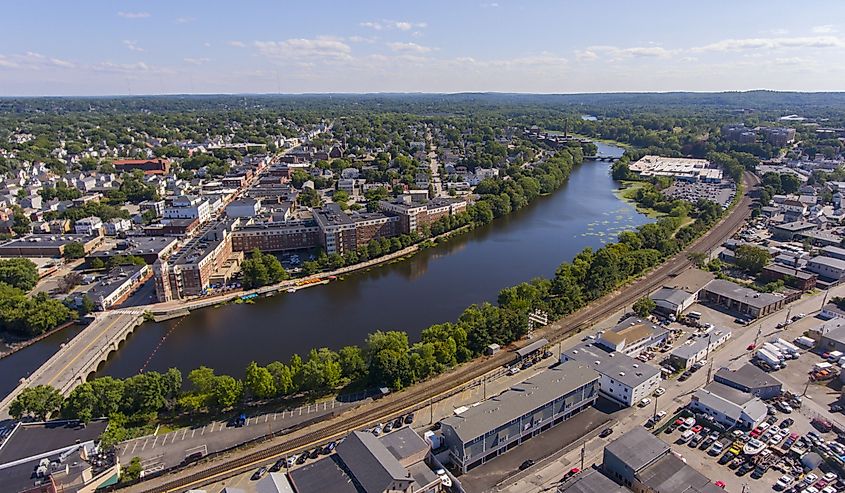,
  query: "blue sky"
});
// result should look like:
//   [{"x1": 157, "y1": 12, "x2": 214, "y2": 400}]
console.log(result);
[{"x1": 2, "y1": 0, "x2": 845, "y2": 95}]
